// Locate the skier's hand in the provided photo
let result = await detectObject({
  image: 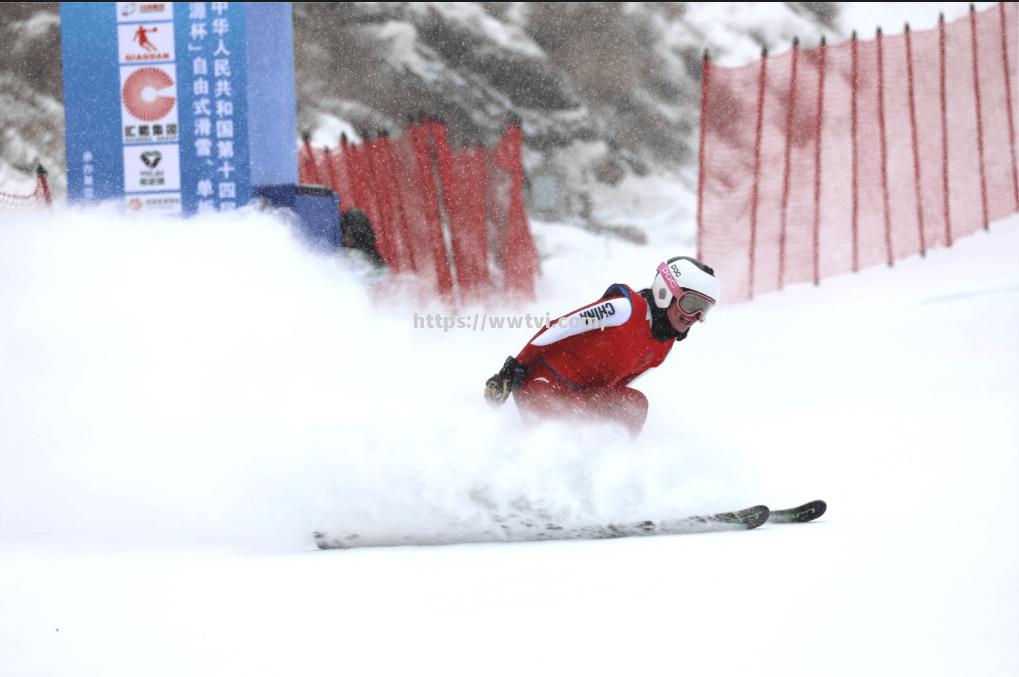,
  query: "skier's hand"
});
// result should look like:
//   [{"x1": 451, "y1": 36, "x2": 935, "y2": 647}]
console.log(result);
[{"x1": 484, "y1": 356, "x2": 528, "y2": 405}]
